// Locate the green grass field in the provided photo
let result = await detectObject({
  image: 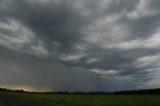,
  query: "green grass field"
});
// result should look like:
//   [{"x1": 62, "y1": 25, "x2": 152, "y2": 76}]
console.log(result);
[
  {"x1": 11, "y1": 93, "x2": 160, "y2": 106},
  {"x1": 0, "y1": 99, "x2": 4, "y2": 106}
]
